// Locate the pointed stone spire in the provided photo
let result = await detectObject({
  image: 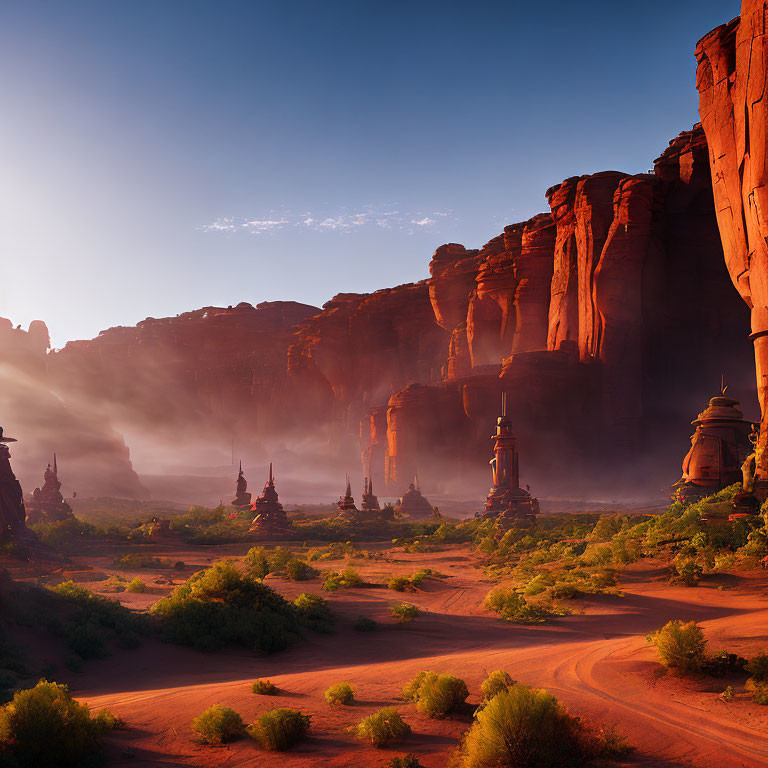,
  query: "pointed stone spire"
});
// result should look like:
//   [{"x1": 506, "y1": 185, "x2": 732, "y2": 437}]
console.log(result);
[{"x1": 269, "y1": 462, "x2": 274, "y2": 485}]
